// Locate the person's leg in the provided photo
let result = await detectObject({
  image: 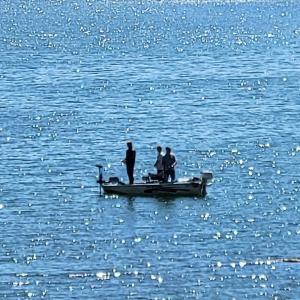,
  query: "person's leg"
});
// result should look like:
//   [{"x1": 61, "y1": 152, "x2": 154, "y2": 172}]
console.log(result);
[
  {"x1": 127, "y1": 165, "x2": 134, "y2": 184},
  {"x1": 164, "y1": 170, "x2": 170, "y2": 183},
  {"x1": 129, "y1": 167, "x2": 134, "y2": 184},
  {"x1": 170, "y1": 169, "x2": 175, "y2": 183},
  {"x1": 126, "y1": 166, "x2": 130, "y2": 183},
  {"x1": 157, "y1": 170, "x2": 164, "y2": 182}
]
